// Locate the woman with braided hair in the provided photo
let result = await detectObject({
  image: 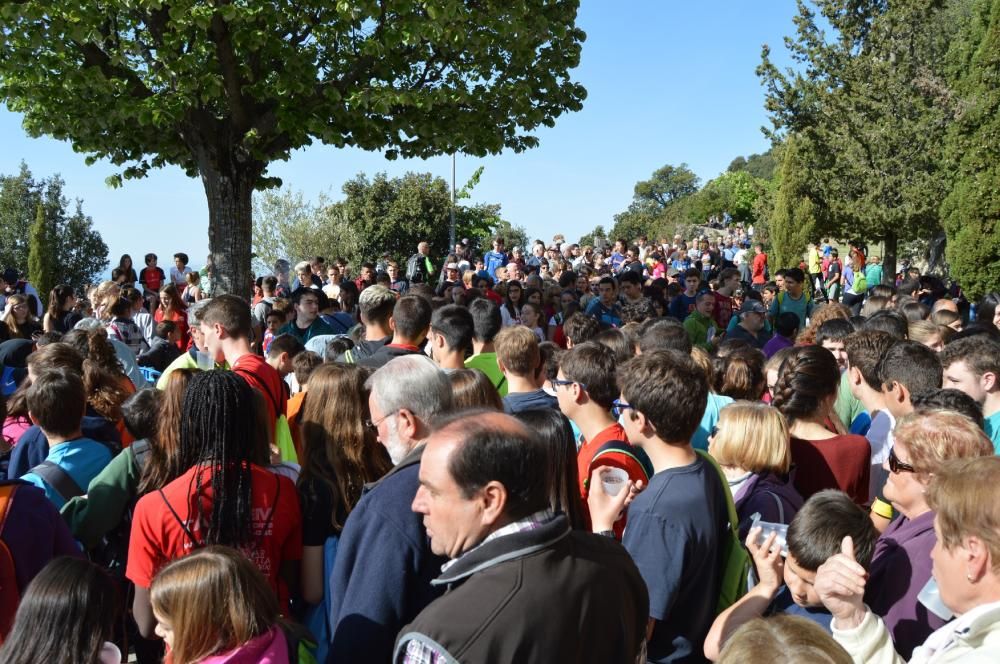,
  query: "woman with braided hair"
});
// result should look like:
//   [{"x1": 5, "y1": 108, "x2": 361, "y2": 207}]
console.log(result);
[
  {"x1": 126, "y1": 370, "x2": 302, "y2": 640},
  {"x1": 771, "y1": 345, "x2": 871, "y2": 505}
]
